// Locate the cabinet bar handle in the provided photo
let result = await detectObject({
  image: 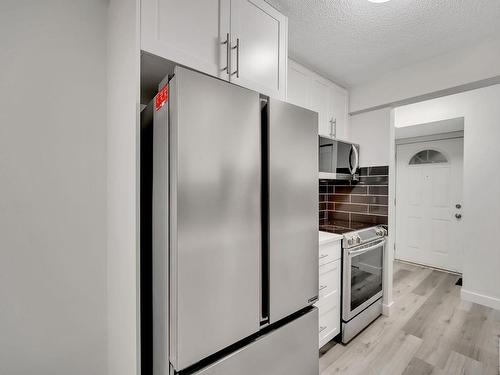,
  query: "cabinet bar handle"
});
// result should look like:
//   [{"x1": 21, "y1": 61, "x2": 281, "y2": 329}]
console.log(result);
[
  {"x1": 319, "y1": 254, "x2": 329, "y2": 260},
  {"x1": 319, "y1": 285, "x2": 327, "y2": 291},
  {"x1": 231, "y1": 38, "x2": 240, "y2": 78},
  {"x1": 222, "y1": 33, "x2": 230, "y2": 75},
  {"x1": 329, "y1": 118, "x2": 337, "y2": 138},
  {"x1": 319, "y1": 326, "x2": 327, "y2": 333}
]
